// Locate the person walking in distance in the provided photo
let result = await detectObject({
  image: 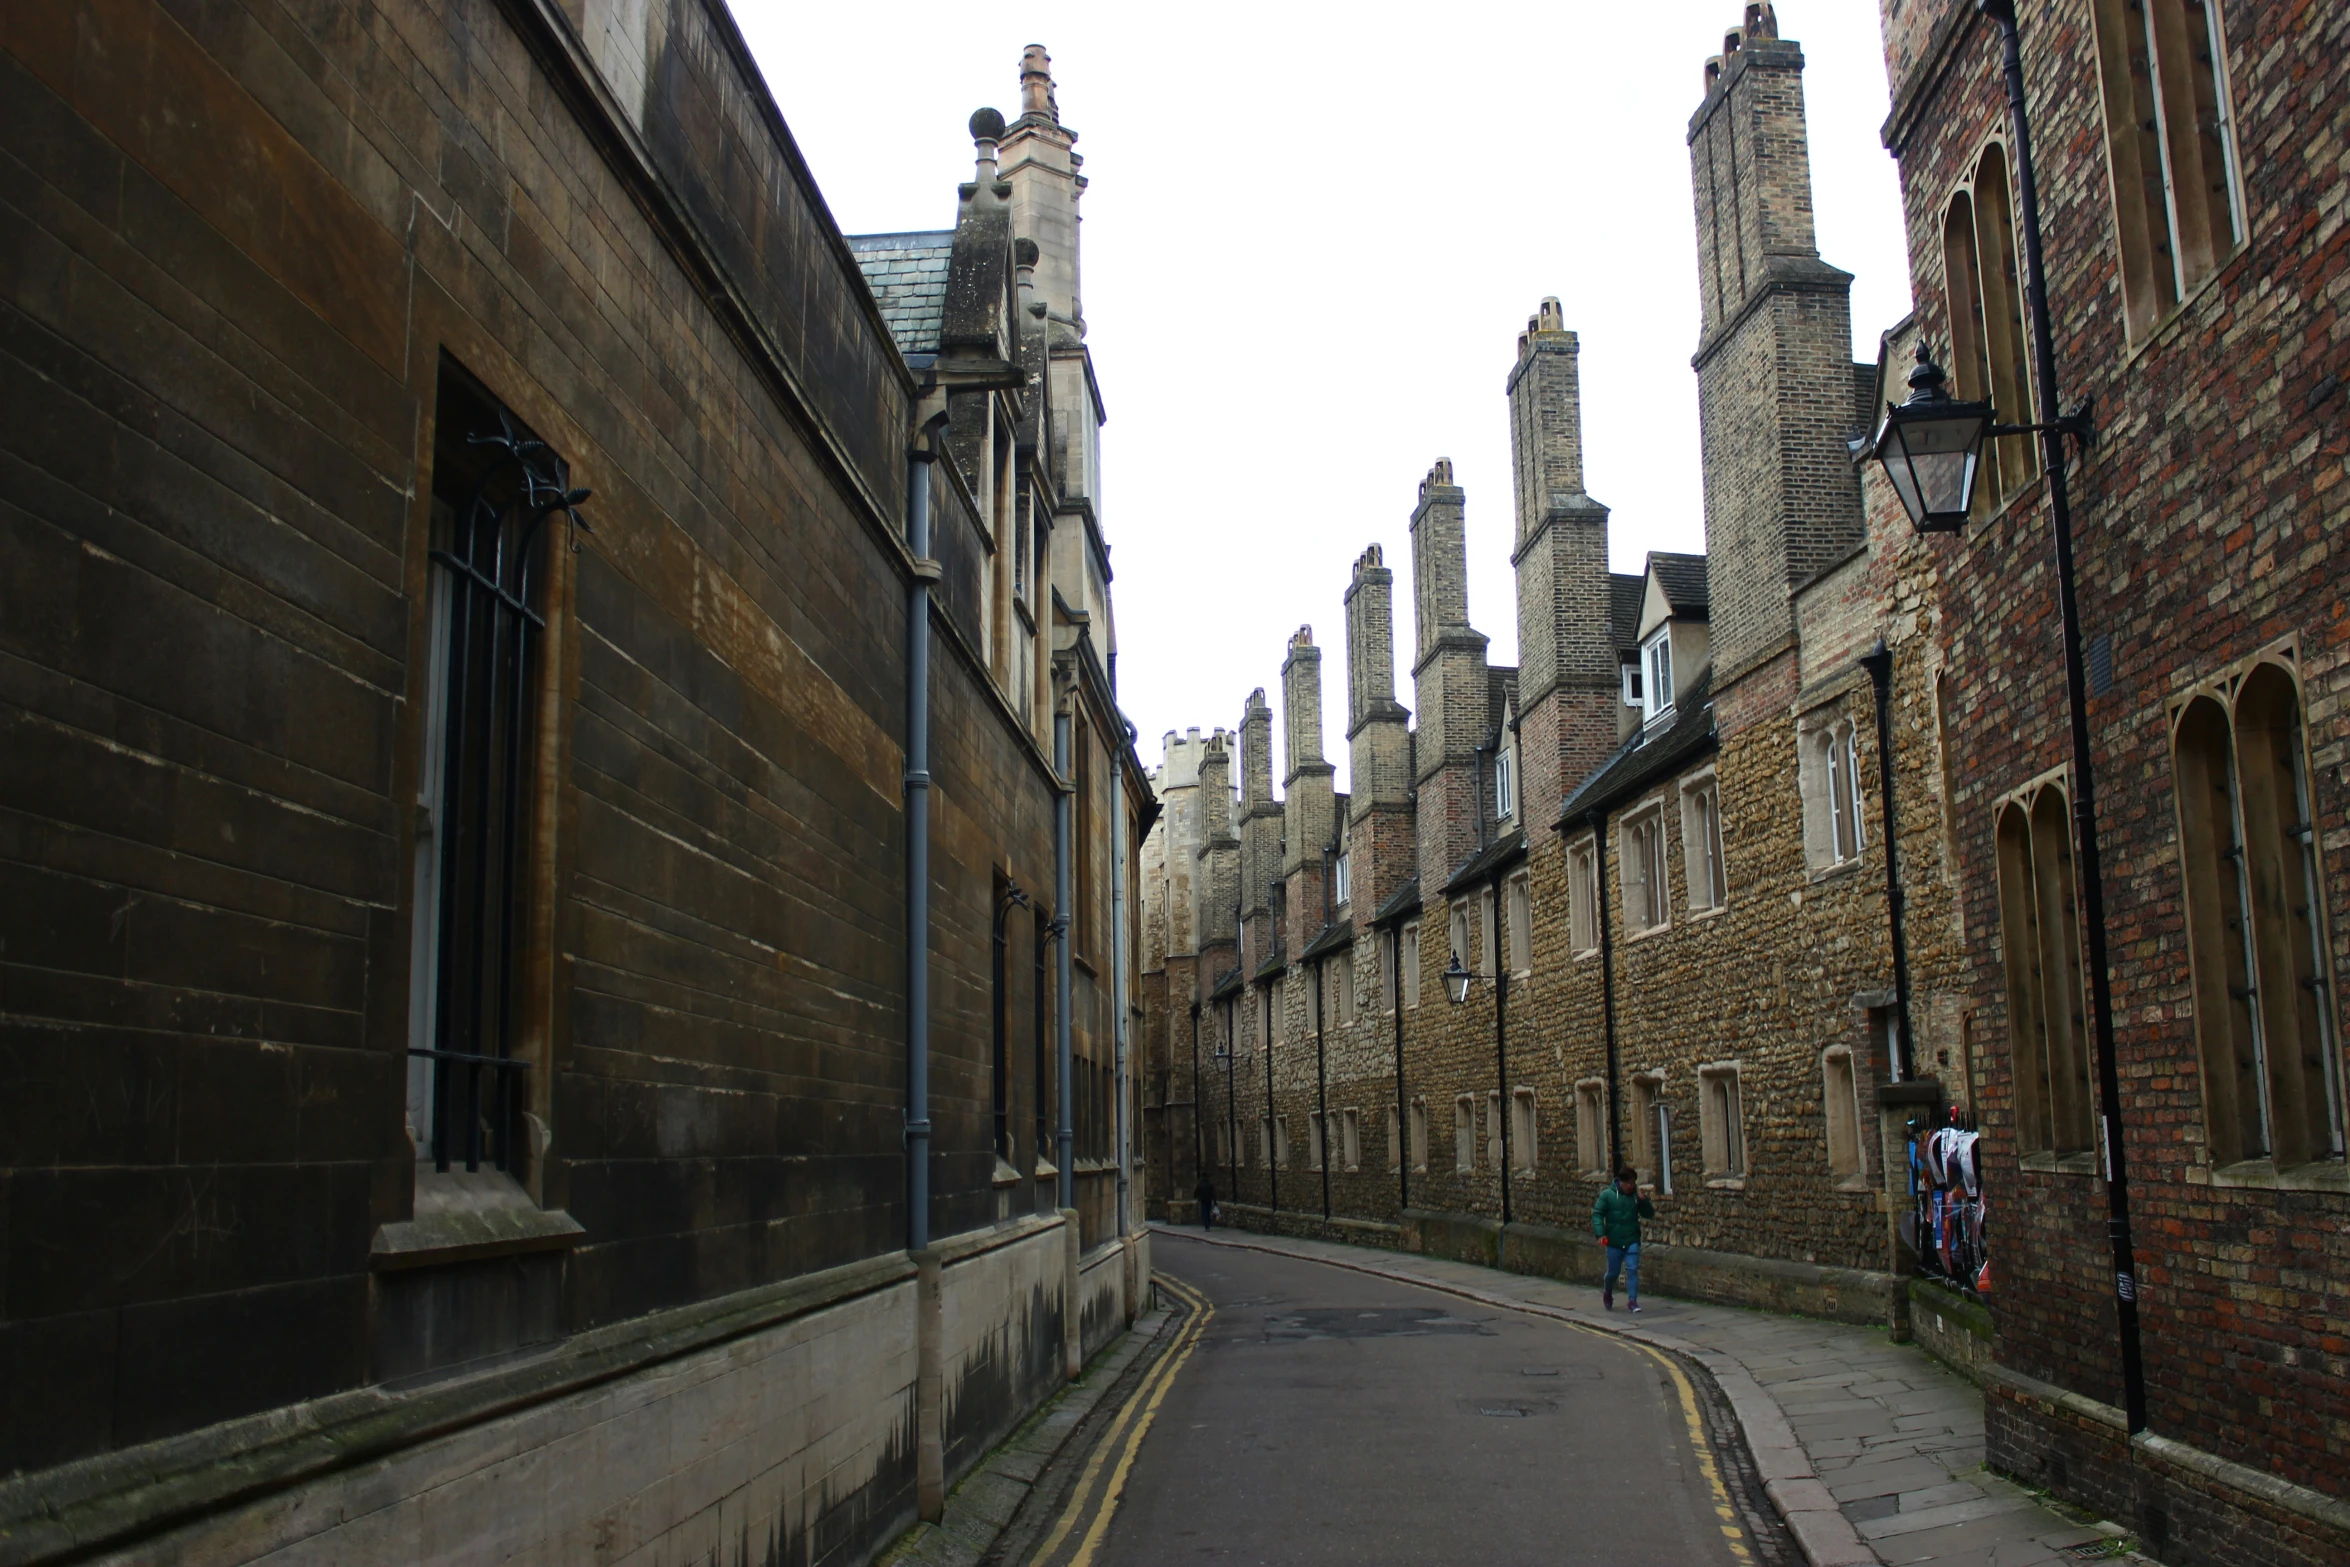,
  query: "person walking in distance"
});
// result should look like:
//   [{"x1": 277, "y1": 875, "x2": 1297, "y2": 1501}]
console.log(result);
[
  {"x1": 1593, "y1": 1166, "x2": 1655, "y2": 1312},
  {"x1": 1194, "y1": 1172, "x2": 1218, "y2": 1231}
]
